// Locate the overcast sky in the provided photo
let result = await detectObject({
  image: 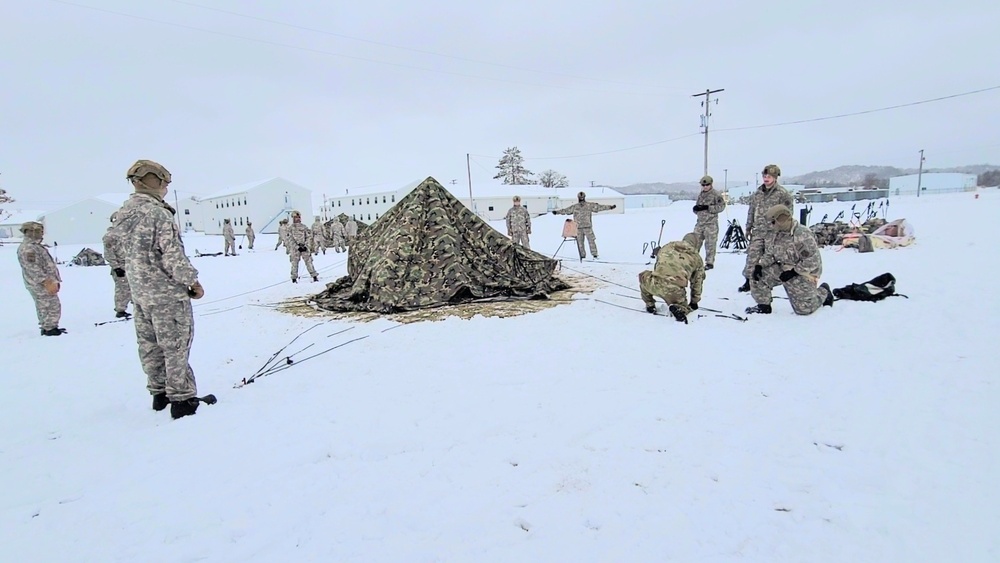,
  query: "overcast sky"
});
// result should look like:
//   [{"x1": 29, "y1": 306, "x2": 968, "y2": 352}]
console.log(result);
[{"x1": 2, "y1": 0, "x2": 998, "y2": 207}]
